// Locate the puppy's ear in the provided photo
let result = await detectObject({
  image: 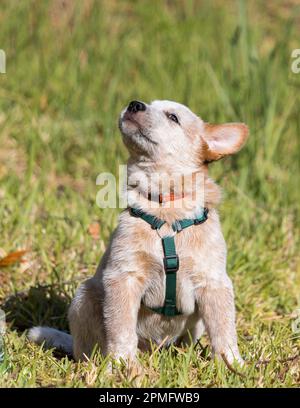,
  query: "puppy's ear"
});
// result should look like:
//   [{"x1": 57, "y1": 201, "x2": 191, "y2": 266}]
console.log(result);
[{"x1": 201, "y1": 123, "x2": 249, "y2": 162}]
